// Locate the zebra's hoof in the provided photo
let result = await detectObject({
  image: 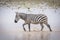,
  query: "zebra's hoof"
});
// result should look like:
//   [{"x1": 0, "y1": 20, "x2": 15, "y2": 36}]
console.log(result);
[
  {"x1": 25, "y1": 31, "x2": 26, "y2": 32},
  {"x1": 41, "y1": 30, "x2": 43, "y2": 31},
  {"x1": 24, "y1": 30, "x2": 26, "y2": 31},
  {"x1": 50, "y1": 30, "x2": 52, "y2": 32},
  {"x1": 29, "y1": 30, "x2": 31, "y2": 32}
]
